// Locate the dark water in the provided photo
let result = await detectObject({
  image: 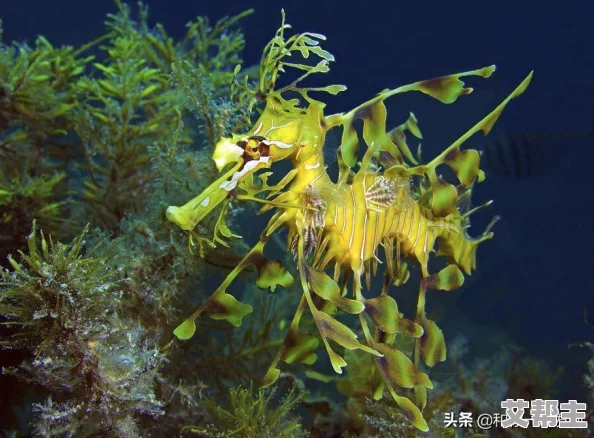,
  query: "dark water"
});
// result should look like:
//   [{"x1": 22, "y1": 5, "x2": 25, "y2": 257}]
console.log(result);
[{"x1": 2, "y1": 0, "x2": 594, "y2": 433}]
